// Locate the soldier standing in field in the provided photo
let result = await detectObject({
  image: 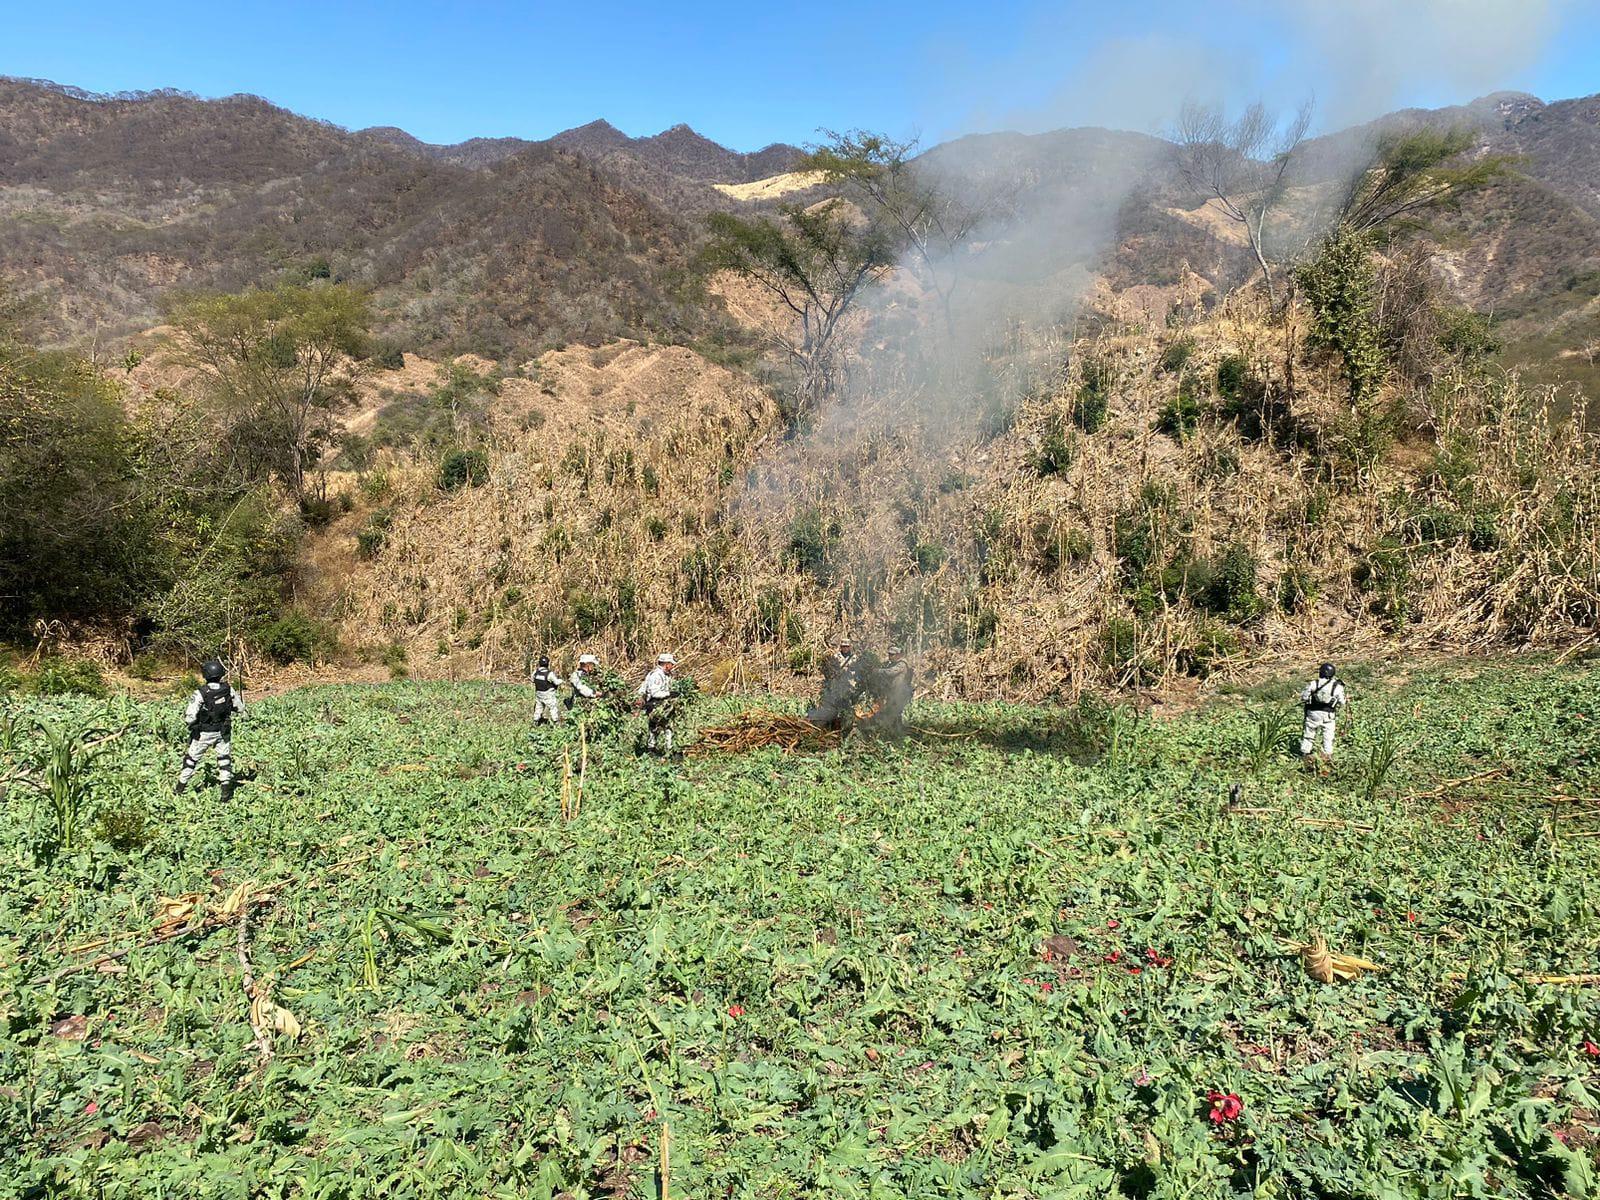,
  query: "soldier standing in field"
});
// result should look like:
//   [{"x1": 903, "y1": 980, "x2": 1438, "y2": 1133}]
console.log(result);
[
  {"x1": 531, "y1": 655, "x2": 564, "y2": 726},
  {"x1": 175, "y1": 659, "x2": 243, "y2": 801},
  {"x1": 813, "y1": 637, "x2": 861, "y2": 731},
  {"x1": 1299, "y1": 661, "x2": 1347, "y2": 768},
  {"x1": 821, "y1": 637, "x2": 857, "y2": 685},
  {"x1": 635, "y1": 652, "x2": 677, "y2": 754},
  {"x1": 865, "y1": 644, "x2": 914, "y2": 737}
]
